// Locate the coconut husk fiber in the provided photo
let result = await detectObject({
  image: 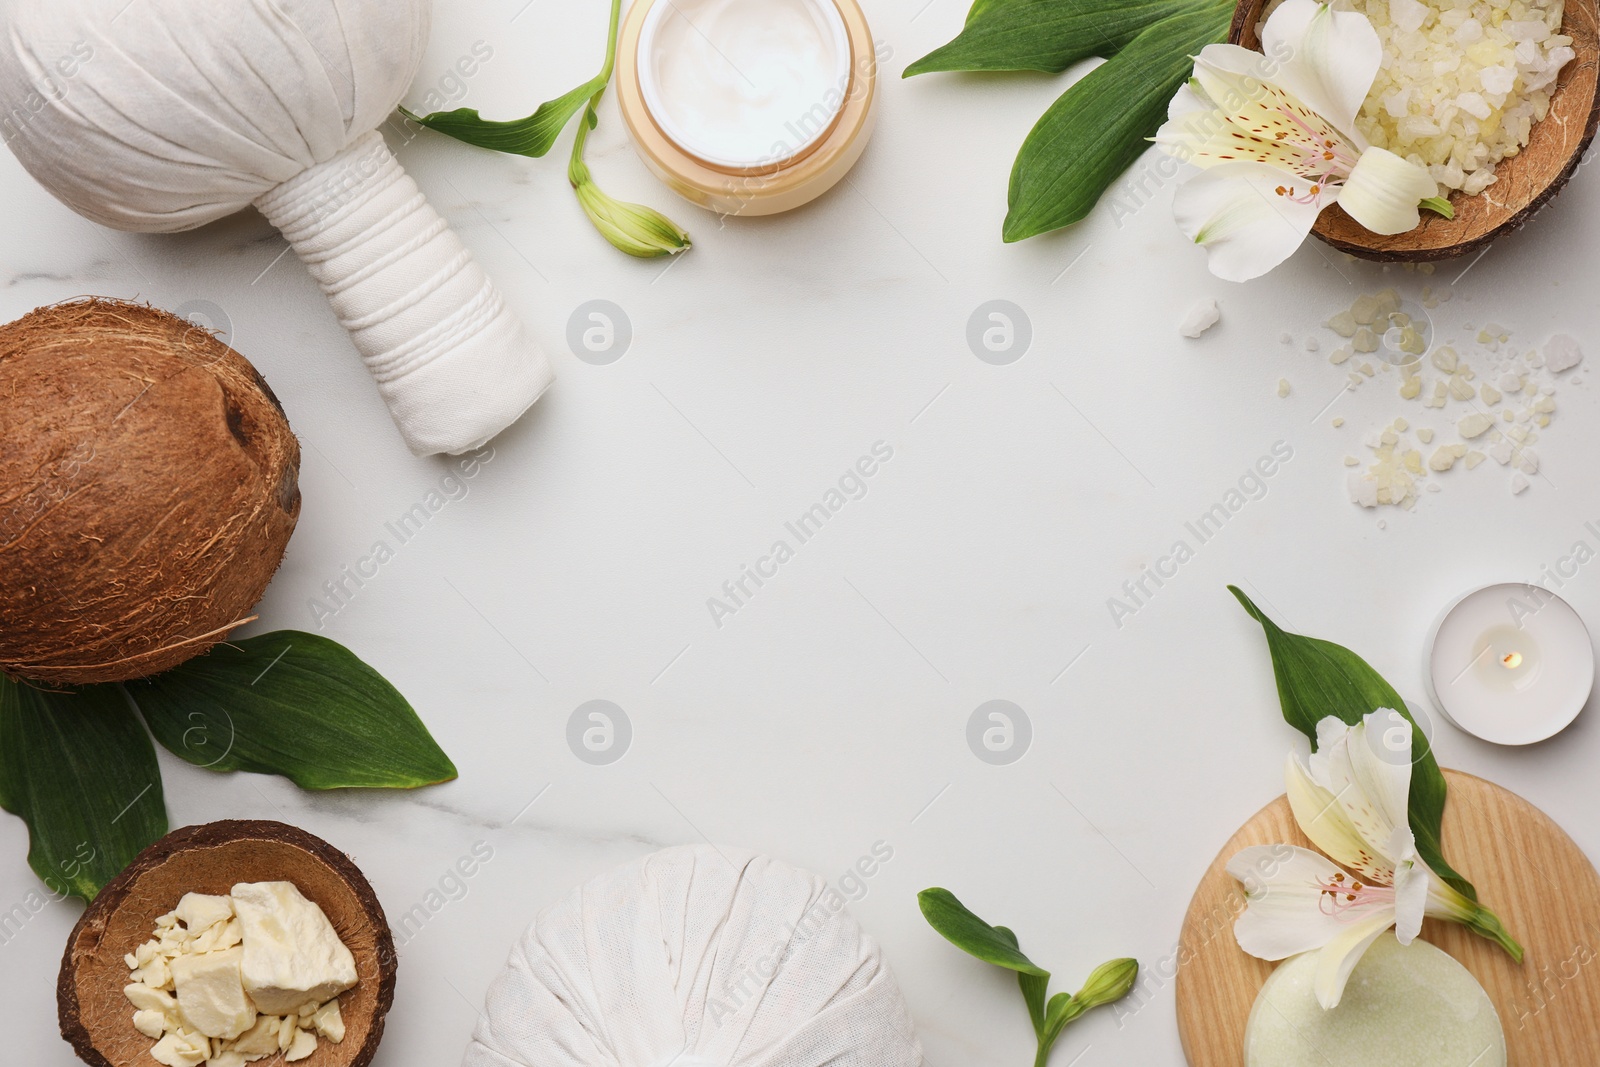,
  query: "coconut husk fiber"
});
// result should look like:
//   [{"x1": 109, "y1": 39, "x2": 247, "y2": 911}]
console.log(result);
[{"x1": 0, "y1": 298, "x2": 300, "y2": 684}]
